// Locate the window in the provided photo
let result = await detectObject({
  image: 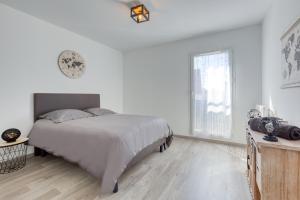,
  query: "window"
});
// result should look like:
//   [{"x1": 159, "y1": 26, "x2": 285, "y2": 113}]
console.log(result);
[{"x1": 191, "y1": 50, "x2": 232, "y2": 139}]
